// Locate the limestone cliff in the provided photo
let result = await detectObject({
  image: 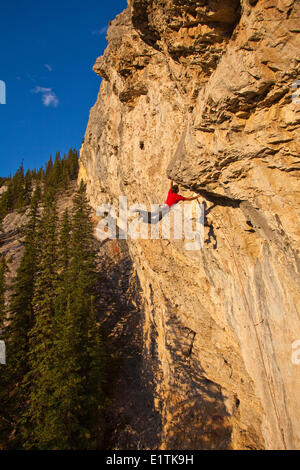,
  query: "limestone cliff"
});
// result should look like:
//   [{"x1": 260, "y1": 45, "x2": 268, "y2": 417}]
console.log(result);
[{"x1": 79, "y1": 0, "x2": 300, "y2": 450}]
